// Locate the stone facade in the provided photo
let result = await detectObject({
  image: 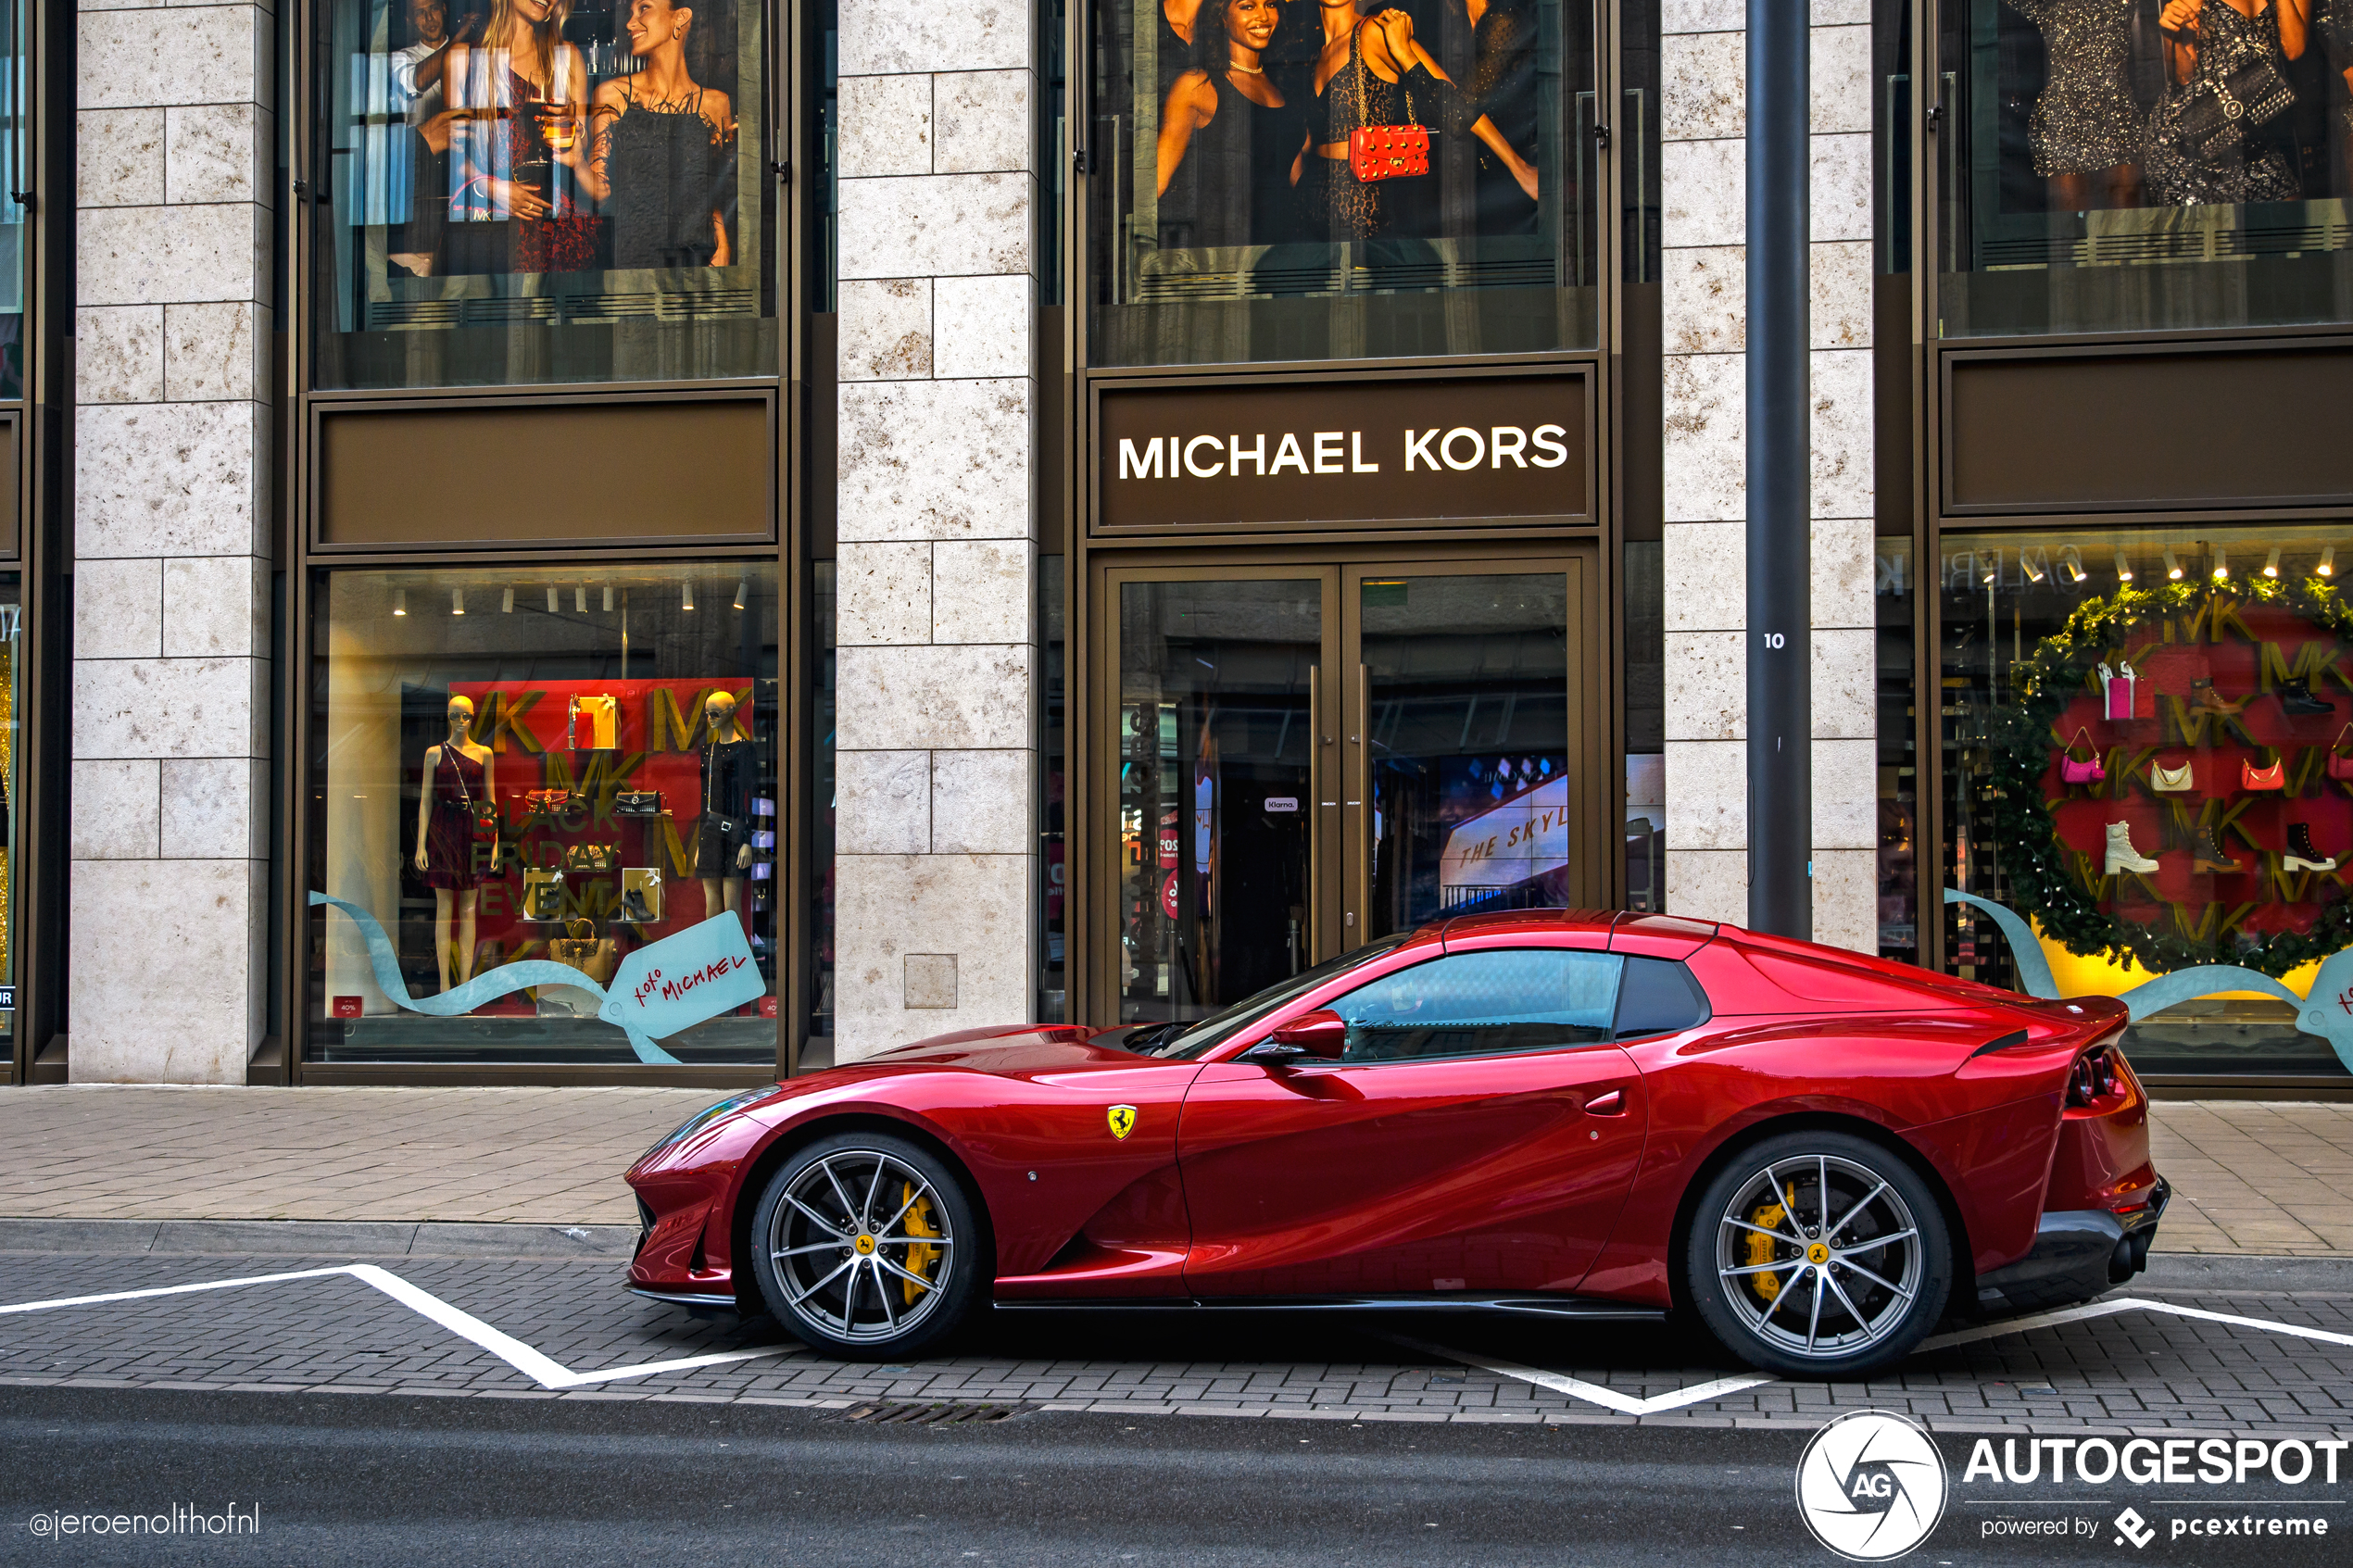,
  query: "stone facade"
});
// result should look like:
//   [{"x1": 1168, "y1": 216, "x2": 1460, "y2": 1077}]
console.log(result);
[
  {"x1": 830, "y1": 0, "x2": 1040, "y2": 1059},
  {"x1": 1659, "y1": 0, "x2": 1877, "y2": 950},
  {"x1": 69, "y1": 0, "x2": 274, "y2": 1081}
]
